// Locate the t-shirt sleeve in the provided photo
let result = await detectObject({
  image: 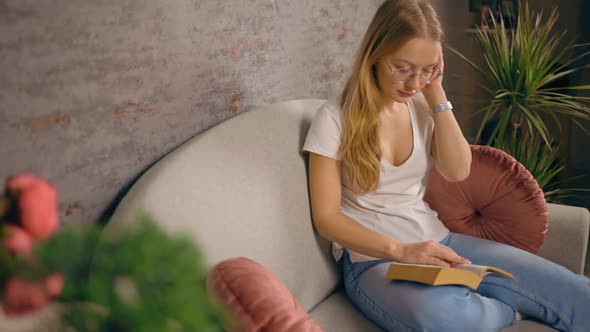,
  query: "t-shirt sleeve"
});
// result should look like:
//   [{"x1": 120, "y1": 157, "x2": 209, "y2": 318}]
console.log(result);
[{"x1": 302, "y1": 101, "x2": 343, "y2": 161}]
